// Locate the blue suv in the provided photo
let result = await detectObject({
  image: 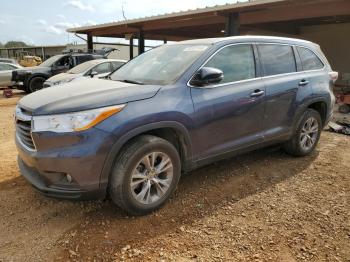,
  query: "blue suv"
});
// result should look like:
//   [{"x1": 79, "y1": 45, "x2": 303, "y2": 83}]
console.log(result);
[{"x1": 15, "y1": 36, "x2": 337, "y2": 215}]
